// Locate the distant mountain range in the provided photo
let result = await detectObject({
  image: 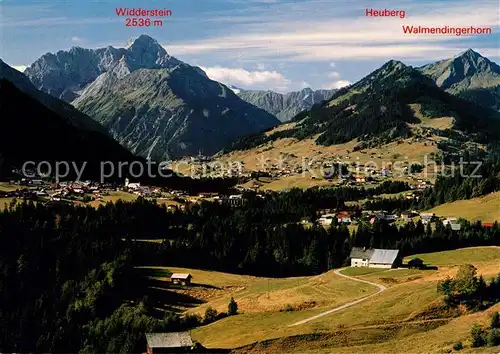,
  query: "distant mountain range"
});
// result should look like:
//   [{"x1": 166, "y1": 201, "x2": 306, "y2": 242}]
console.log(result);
[
  {"x1": 230, "y1": 86, "x2": 336, "y2": 122},
  {"x1": 24, "y1": 35, "x2": 279, "y2": 160},
  {"x1": 19, "y1": 39, "x2": 500, "y2": 160},
  {"x1": 0, "y1": 62, "x2": 137, "y2": 179},
  {"x1": 228, "y1": 50, "x2": 500, "y2": 153}
]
